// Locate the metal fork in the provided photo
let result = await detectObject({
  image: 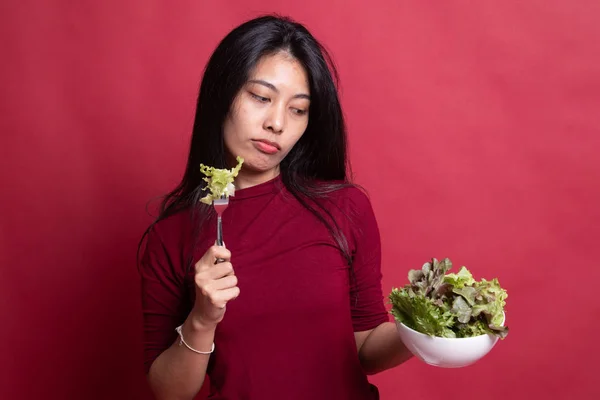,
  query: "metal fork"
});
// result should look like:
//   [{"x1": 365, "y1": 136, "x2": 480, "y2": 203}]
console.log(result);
[{"x1": 213, "y1": 194, "x2": 229, "y2": 263}]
